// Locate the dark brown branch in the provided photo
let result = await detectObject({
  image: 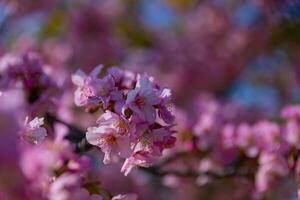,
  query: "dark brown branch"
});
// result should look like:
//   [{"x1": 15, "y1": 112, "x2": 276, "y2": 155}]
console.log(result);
[
  {"x1": 154, "y1": 151, "x2": 188, "y2": 167},
  {"x1": 45, "y1": 113, "x2": 93, "y2": 152},
  {"x1": 140, "y1": 166, "x2": 253, "y2": 179},
  {"x1": 46, "y1": 113, "x2": 254, "y2": 179}
]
